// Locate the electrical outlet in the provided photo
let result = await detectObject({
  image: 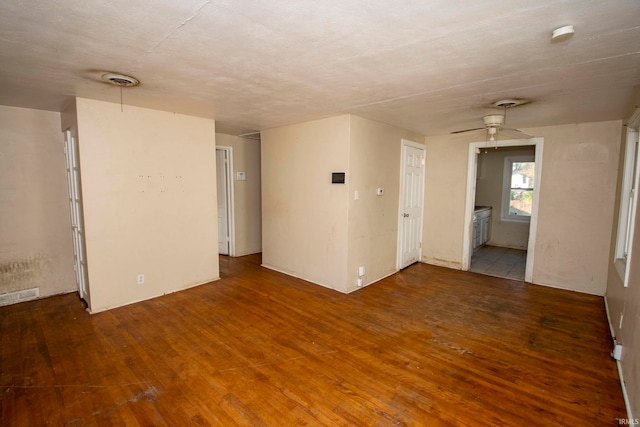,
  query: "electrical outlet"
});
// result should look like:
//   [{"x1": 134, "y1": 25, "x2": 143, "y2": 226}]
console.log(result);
[
  {"x1": 612, "y1": 344, "x2": 623, "y2": 360},
  {"x1": 137, "y1": 274, "x2": 145, "y2": 285}
]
